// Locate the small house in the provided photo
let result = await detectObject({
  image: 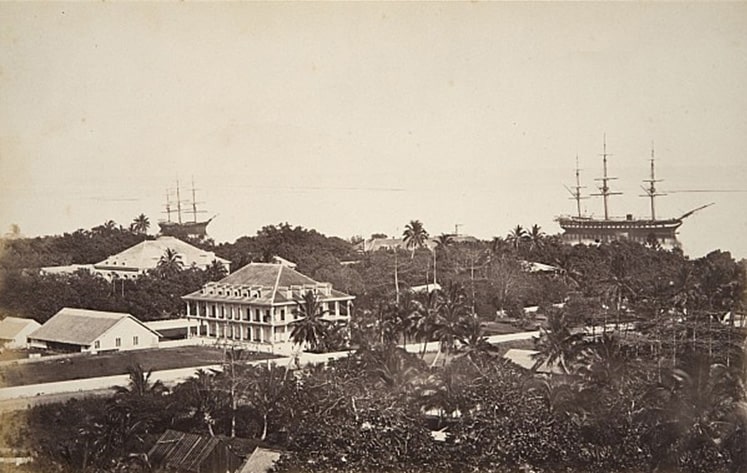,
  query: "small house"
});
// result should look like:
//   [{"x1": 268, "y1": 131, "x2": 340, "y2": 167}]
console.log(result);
[
  {"x1": 0, "y1": 317, "x2": 41, "y2": 349},
  {"x1": 28, "y1": 308, "x2": 160, "y2": 353}
]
